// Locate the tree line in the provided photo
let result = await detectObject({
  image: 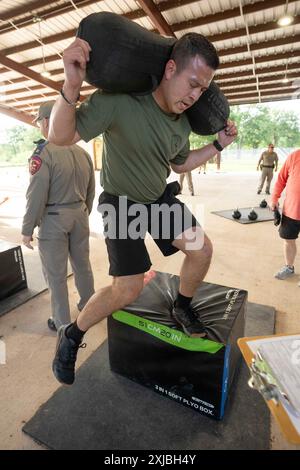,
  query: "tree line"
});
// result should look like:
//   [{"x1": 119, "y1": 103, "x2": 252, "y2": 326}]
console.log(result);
[
  {"x1": 190, "y1": 104, "x2": 300, "y2": 150},
  {"x1": 0, "y1": 125, "x2": 40, "y2": 164}
]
